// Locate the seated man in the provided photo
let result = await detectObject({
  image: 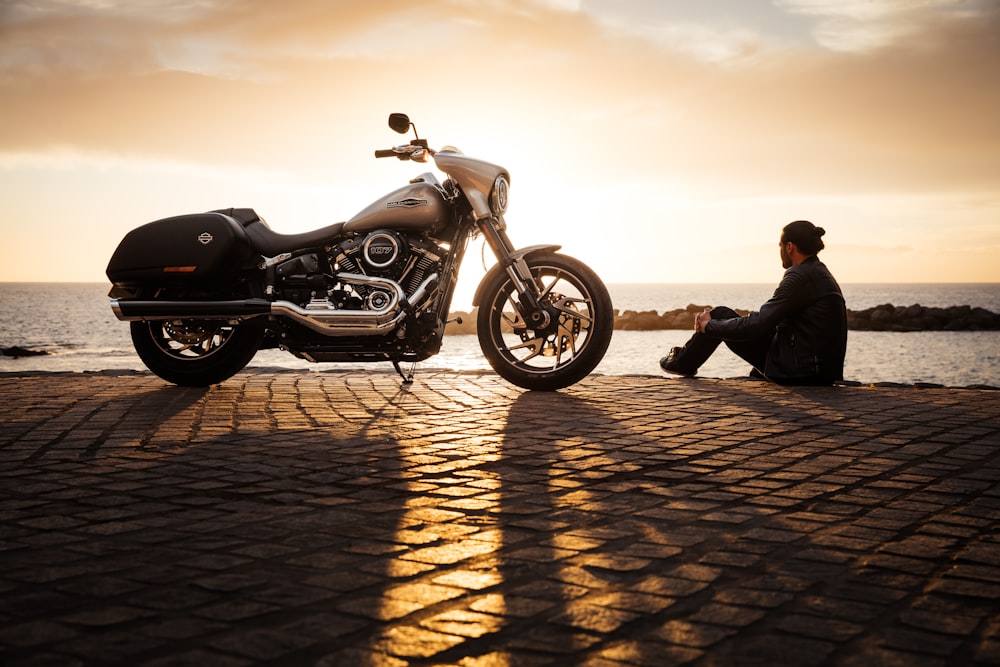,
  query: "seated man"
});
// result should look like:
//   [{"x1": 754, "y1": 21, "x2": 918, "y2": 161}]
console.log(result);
[{"x1": 660, "y1": 220, "x2": 847, "y2": 386}]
